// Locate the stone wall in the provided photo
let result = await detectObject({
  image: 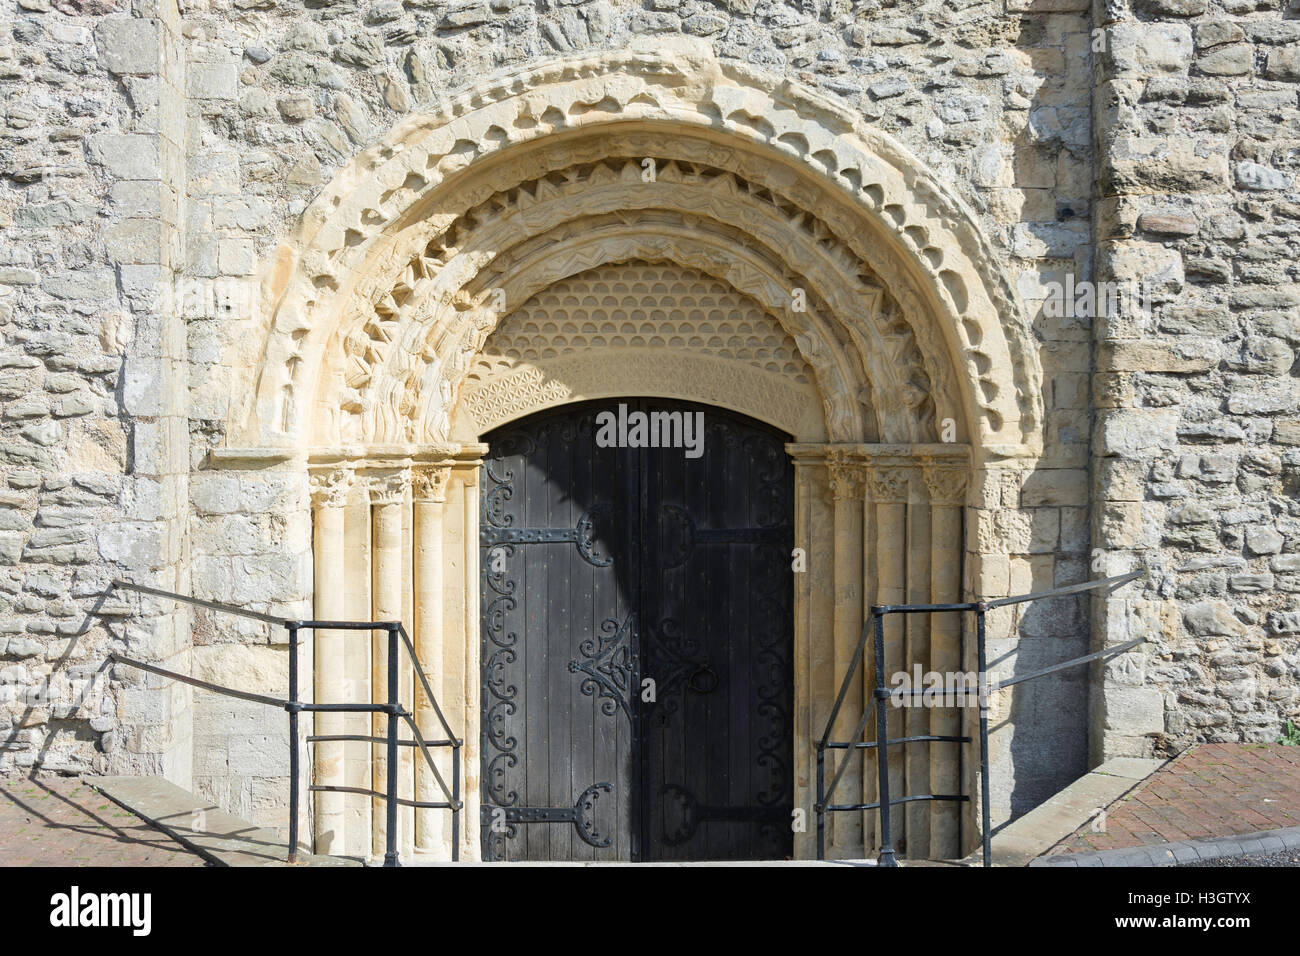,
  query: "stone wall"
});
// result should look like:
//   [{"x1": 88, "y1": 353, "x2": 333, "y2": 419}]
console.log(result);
[
  {"x1": 1, "y1": 0, "x2": 192, "y2": 784},
  {"x1": 1090, "y1": 0, "x2": 1300, "y2": 763}
]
